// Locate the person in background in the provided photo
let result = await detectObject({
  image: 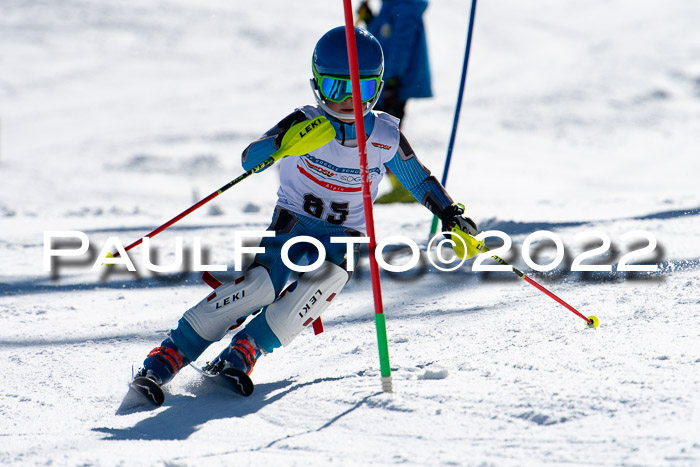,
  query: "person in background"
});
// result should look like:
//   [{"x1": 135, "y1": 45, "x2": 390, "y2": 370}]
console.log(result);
[{"x1": 358, "y1": 0, "x2": 433, "y2": 203}]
